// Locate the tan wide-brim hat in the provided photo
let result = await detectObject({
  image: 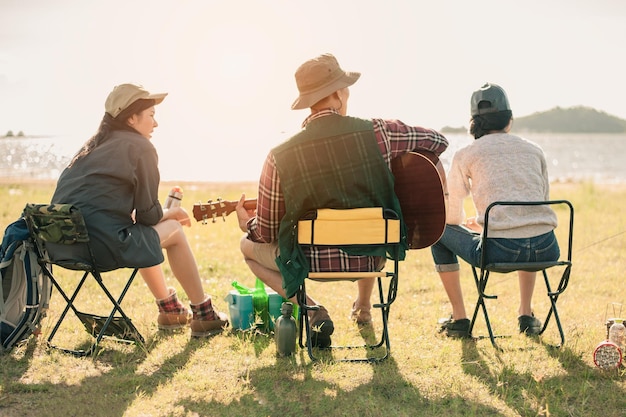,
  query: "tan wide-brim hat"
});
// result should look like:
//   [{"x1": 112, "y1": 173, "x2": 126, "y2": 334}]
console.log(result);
[
  {"x1": 291, "y1": 53, "x2": 360, "y2": 110},
  {"x1": 105, "y1": 83, "x2": 168, "y2": 118}
]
